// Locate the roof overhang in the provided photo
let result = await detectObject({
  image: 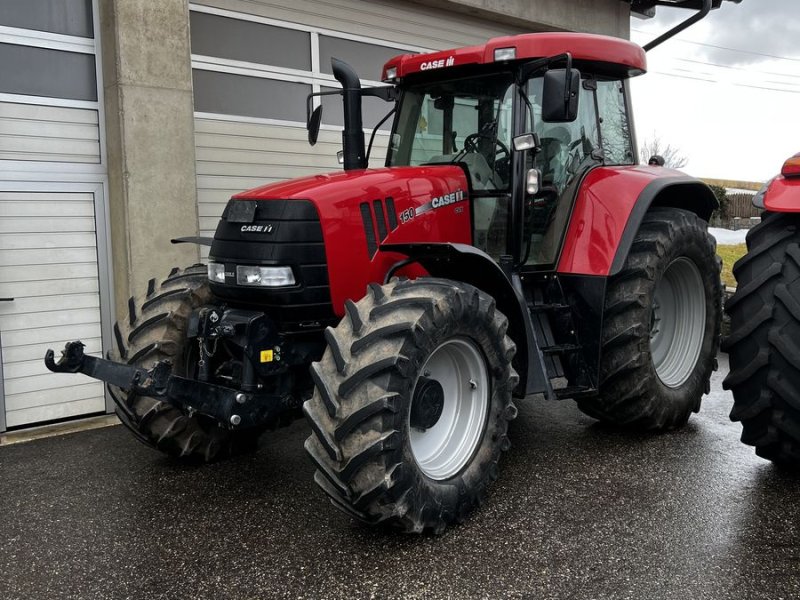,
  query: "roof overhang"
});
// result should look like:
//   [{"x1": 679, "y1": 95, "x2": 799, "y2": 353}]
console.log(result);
[
  {"x1": 382, "y1": 33, "x2": 647, "y2": 83},
  {"x1": 631, "y1": 0, "x2": 740, "y2": 19}
]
